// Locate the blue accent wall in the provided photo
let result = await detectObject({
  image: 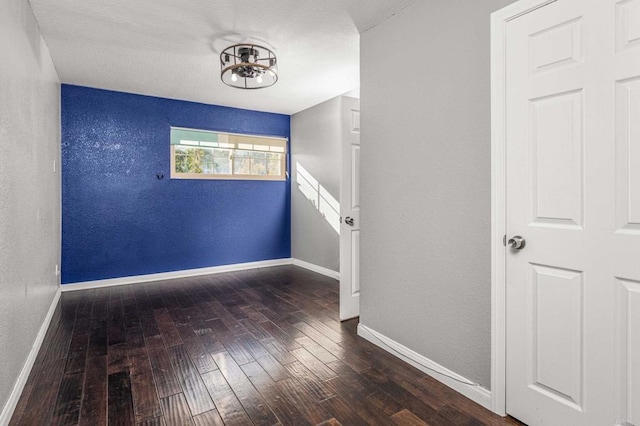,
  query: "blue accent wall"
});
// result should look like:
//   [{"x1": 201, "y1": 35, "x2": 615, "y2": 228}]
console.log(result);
[{"x1": 61, "y1": 85, "x2": 291, "y2": 284}]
